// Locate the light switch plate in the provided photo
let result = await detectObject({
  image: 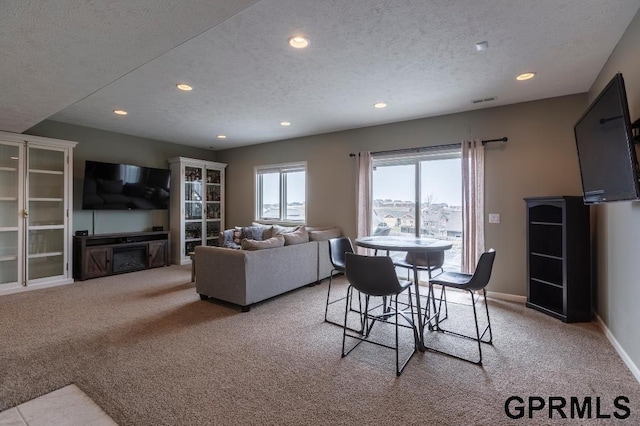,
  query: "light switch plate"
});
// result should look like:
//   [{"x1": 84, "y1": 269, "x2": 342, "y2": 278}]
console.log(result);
[{"x1": 489, "y1": 213, "x2": 501, "y2": 224}]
